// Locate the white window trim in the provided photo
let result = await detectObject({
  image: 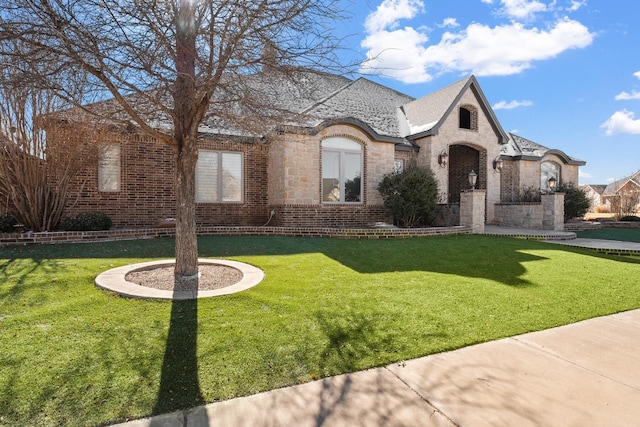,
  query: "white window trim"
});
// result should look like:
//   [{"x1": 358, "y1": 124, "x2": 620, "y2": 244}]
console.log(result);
[
  {"x1": 321, "y1": 137, "x2": 363, "y2": 204},
  {"x1": 196, "y1": 150, "x2": 244, "y2": 203},
  {"x1": 98, "y1": 143, "x2": 121, "y2": 192}
]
